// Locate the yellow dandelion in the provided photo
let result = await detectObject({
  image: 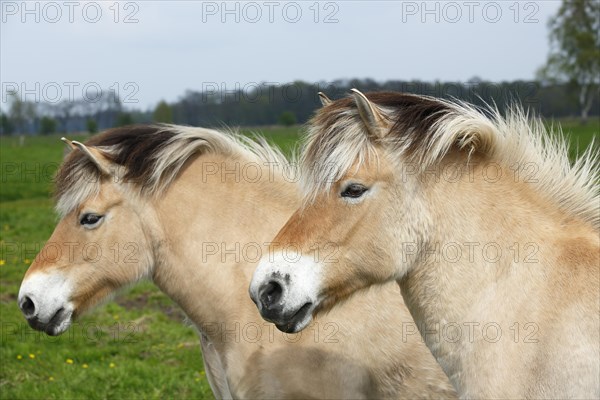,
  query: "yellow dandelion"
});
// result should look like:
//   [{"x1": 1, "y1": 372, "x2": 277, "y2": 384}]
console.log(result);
[
  {"x1": 48, "y1": 376, "x2": 54, "y2": 381},
  {"x1": 28, "y1": 353, "x2": 35, "y2": 359},
  {"x1": 0, "y1": 260, "x2": 5, "y2": 266},
  {"x1": 16, "y1": 354, "x2": 22, "y2": 360},
  {"x1": 24, "y1": 259, "x2": 31, "y2": 264},
  {"x1": 82, "y1": 364, "x2": 89, "y2": 369},
  {"x1": 109, "y1": 362, "x2": 115, "y2": 368},
  {"x1": 113, "y1": 314, "x2": 119, "y2": 320},
  {"x1": 66, "y1": 358, "x2": 73, "y2": 364}
]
